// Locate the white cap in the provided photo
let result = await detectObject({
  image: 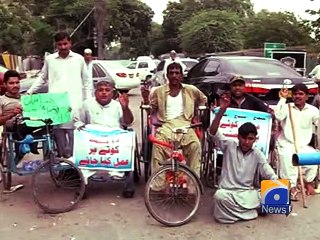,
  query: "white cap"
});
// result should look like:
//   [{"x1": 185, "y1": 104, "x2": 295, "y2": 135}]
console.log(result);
[{"x1": 84, "y1": 48, "x2": 92, "y2": 54}]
